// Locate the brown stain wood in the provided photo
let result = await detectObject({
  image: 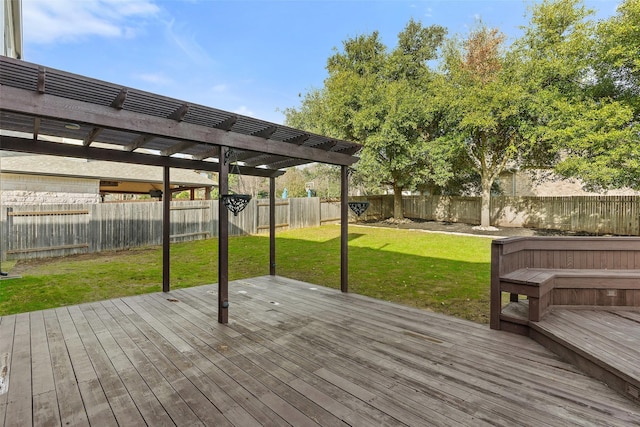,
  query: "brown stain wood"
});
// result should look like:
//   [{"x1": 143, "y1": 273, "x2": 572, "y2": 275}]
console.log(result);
[{"x1": 2, "y1": 277, "x2": 640, "y2": 426}]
